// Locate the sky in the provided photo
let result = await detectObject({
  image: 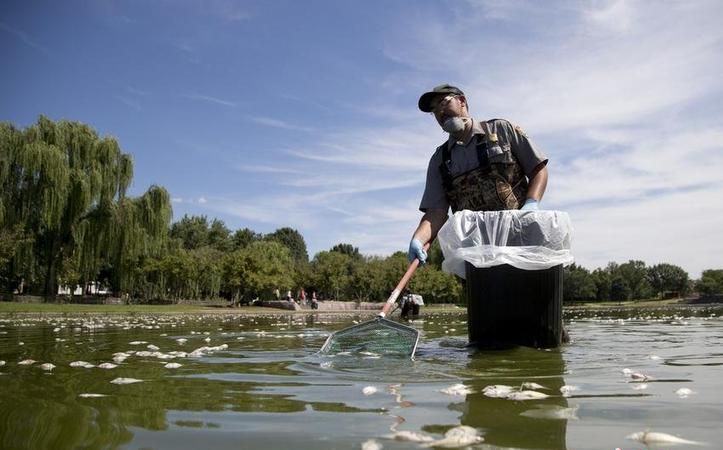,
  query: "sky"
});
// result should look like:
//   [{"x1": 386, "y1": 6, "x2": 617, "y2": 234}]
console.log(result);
[{"x1": 2, "y1": 0, "x2": 722, "y2": 278}]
